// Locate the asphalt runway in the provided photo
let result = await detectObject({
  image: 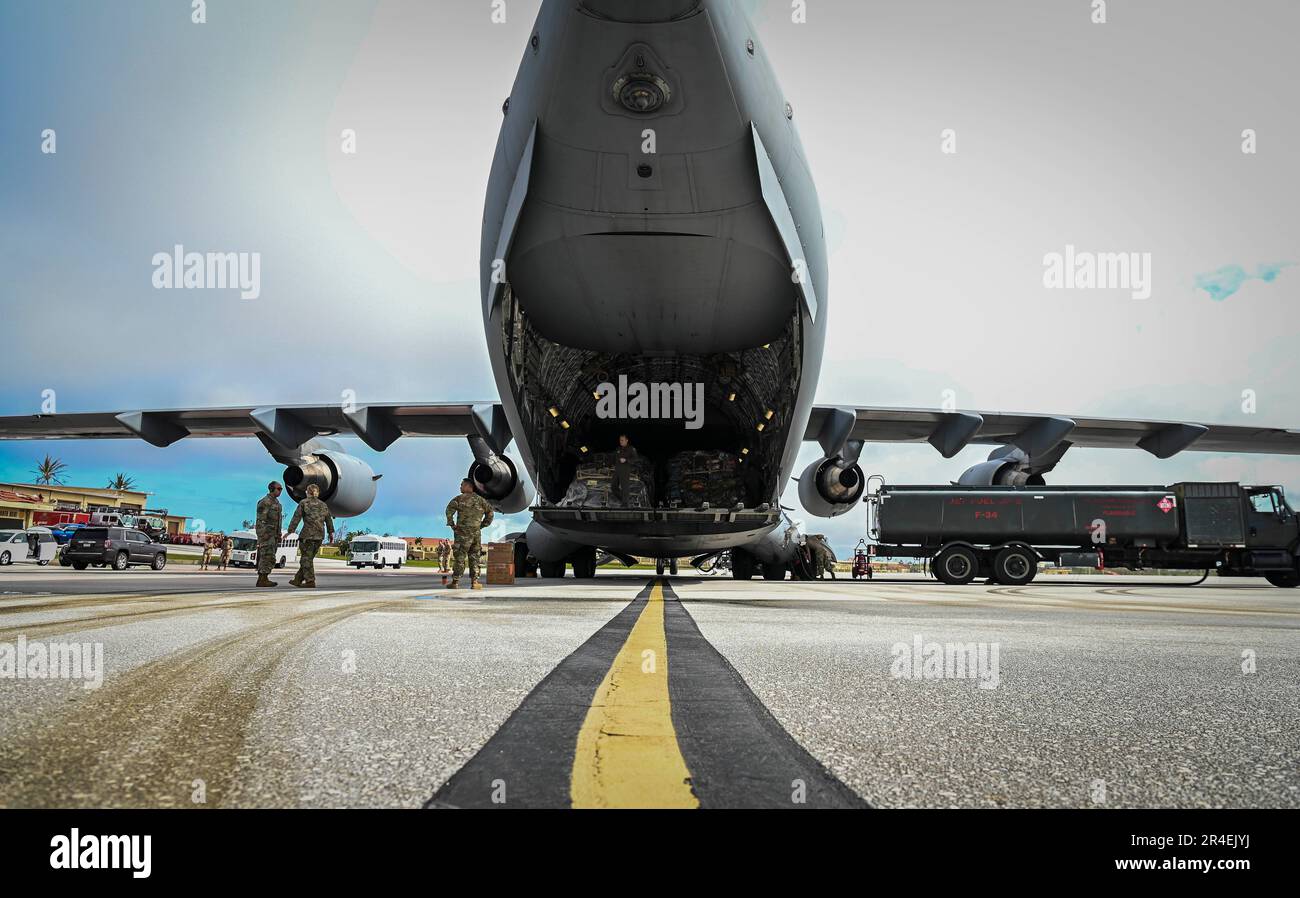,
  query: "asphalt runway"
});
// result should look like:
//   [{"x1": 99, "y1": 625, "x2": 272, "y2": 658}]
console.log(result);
[{"x1": 0, "y1": 566, "x2": 1295, "y2": 808}]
